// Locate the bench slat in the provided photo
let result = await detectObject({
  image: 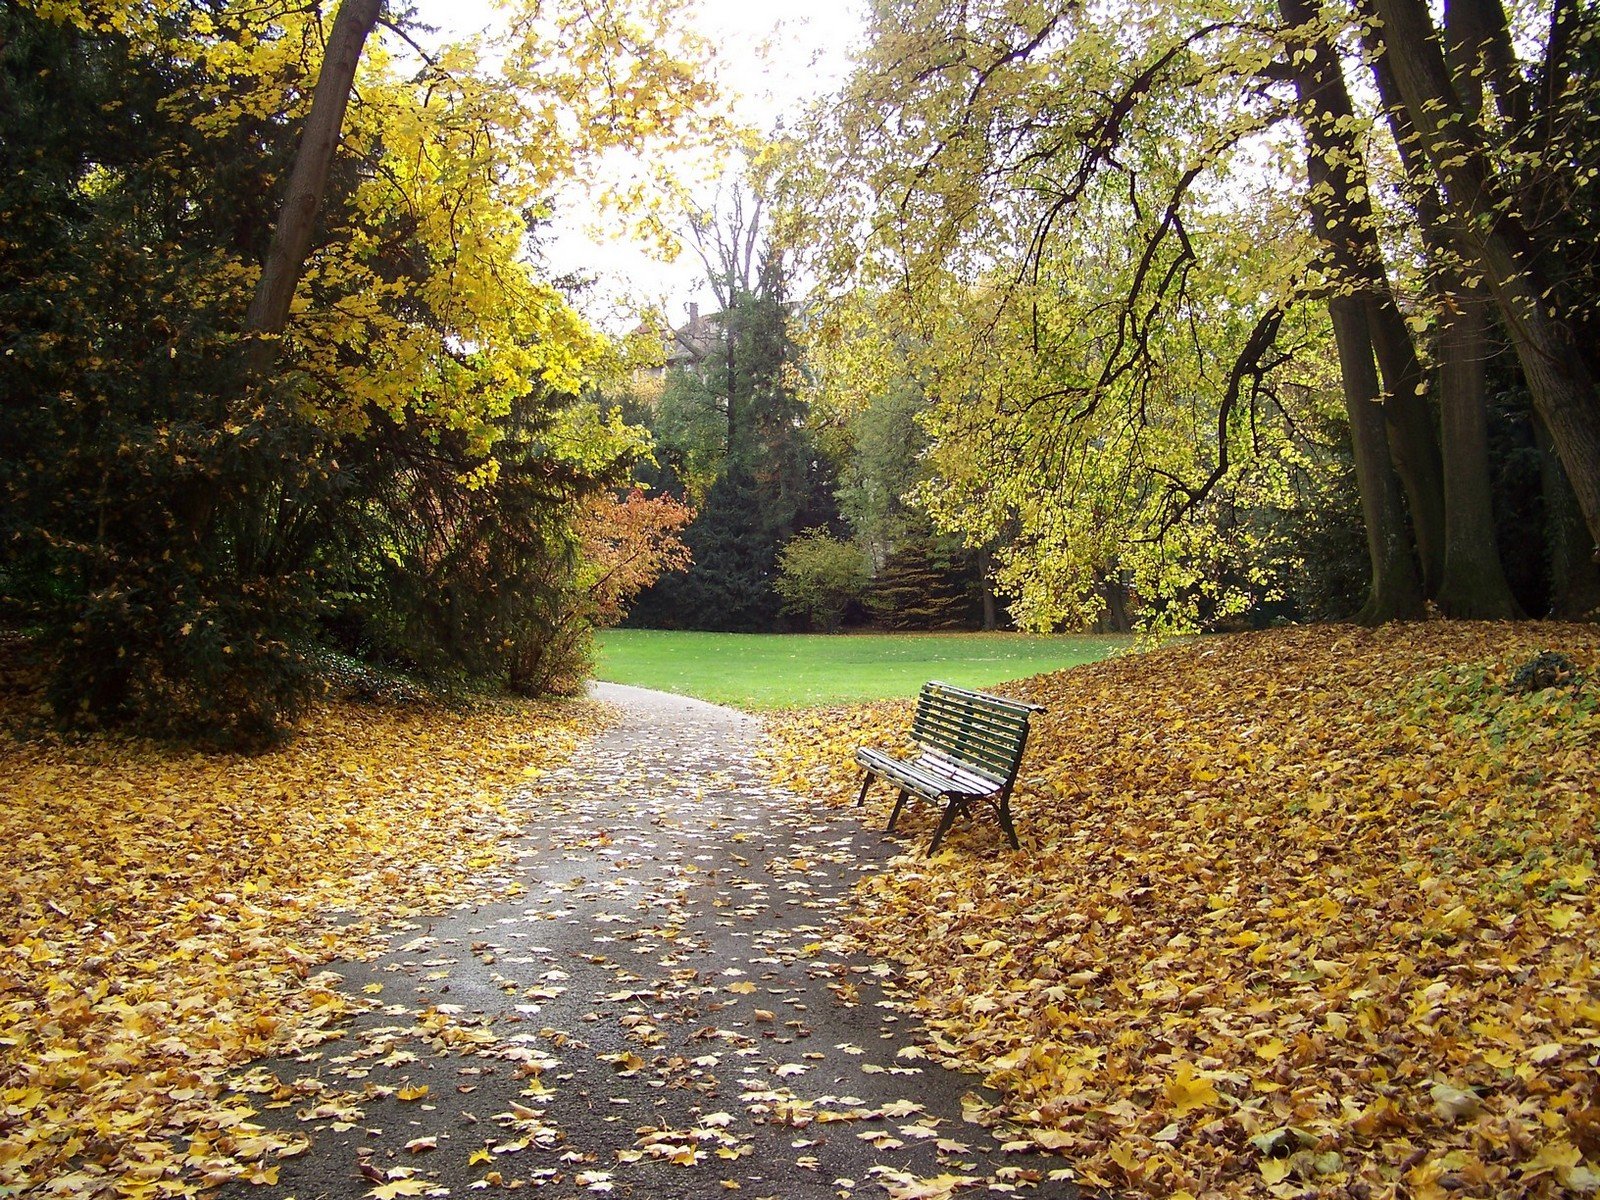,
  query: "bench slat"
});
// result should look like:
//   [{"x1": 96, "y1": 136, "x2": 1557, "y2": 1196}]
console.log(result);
[
  {"x1": 921, "y1": 691, "x2": 1030, "y2": 729},
  {"x1": 915, "y1": 694, "x2": 1027, "y2": 728},
  {"x1": 856, "y1": 747, "x2": 1005, "y2": 796},
  {"x1": 910, "y1": 733, "x2": 1024, "y2": 777},
  {"x1": 916, "y1": 691, "x2": 1031, "y2": 727},
  {"x1": 919, "y1": 679, "x2": 1039, "y2": 709},
  {"x1": 914, "y1": 749, "x2": 1005, "y2": 792},
  {"x1": 919, "y1": 683, "x2": 1038, "y2": 718},
  {"x1": 915, "y1": 694, "x2": 1024, "y2": 732},
  {"x1": 911, "y1": 710, "x2": 1027, "y2": 761},
  {"x1": 856, "y1": 748, "x2": 981, "y2": 797}
]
